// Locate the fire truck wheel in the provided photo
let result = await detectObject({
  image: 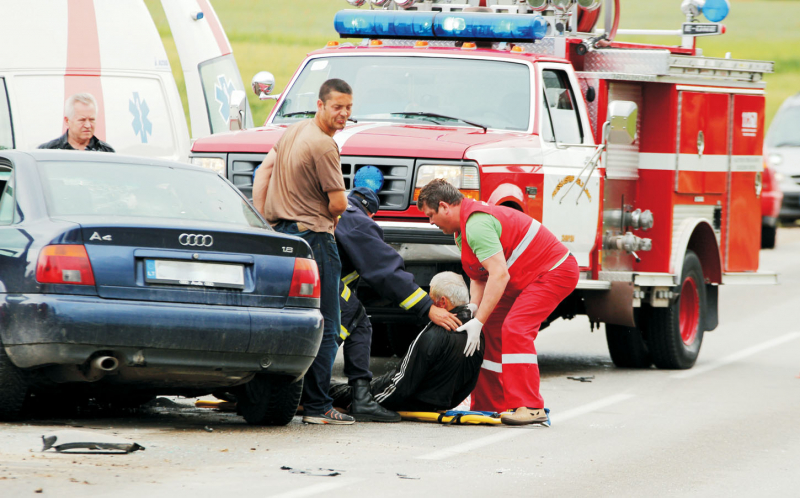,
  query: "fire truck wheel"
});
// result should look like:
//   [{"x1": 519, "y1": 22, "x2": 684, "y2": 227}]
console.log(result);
[
  {"x1": 761, "y1": 224, "x2": 776, "y2": 249},
  {"x1": 605, "y1": 324, "x2": 652, "y2": 368},
  {"x1": 647, "y1": 250, "x2": 705, "y2": 369},
  {"x1": 236, "y1": 374, "x2": 303, "y2": 426}
]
